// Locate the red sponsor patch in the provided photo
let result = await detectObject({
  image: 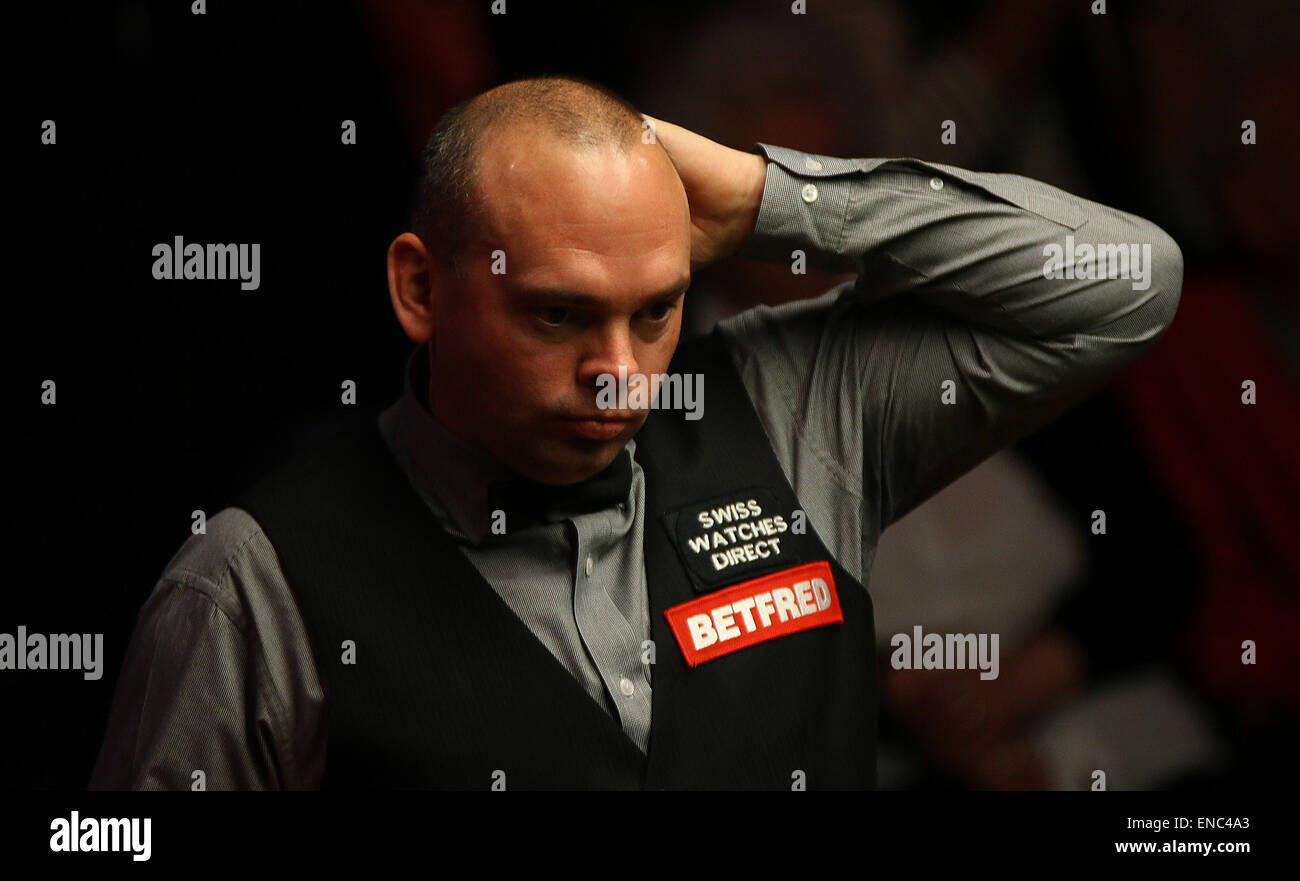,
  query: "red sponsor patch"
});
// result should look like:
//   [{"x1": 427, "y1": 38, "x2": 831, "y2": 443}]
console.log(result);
[{"x1": 664, "y1": 561, "x2": 842, "y2": 667}]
